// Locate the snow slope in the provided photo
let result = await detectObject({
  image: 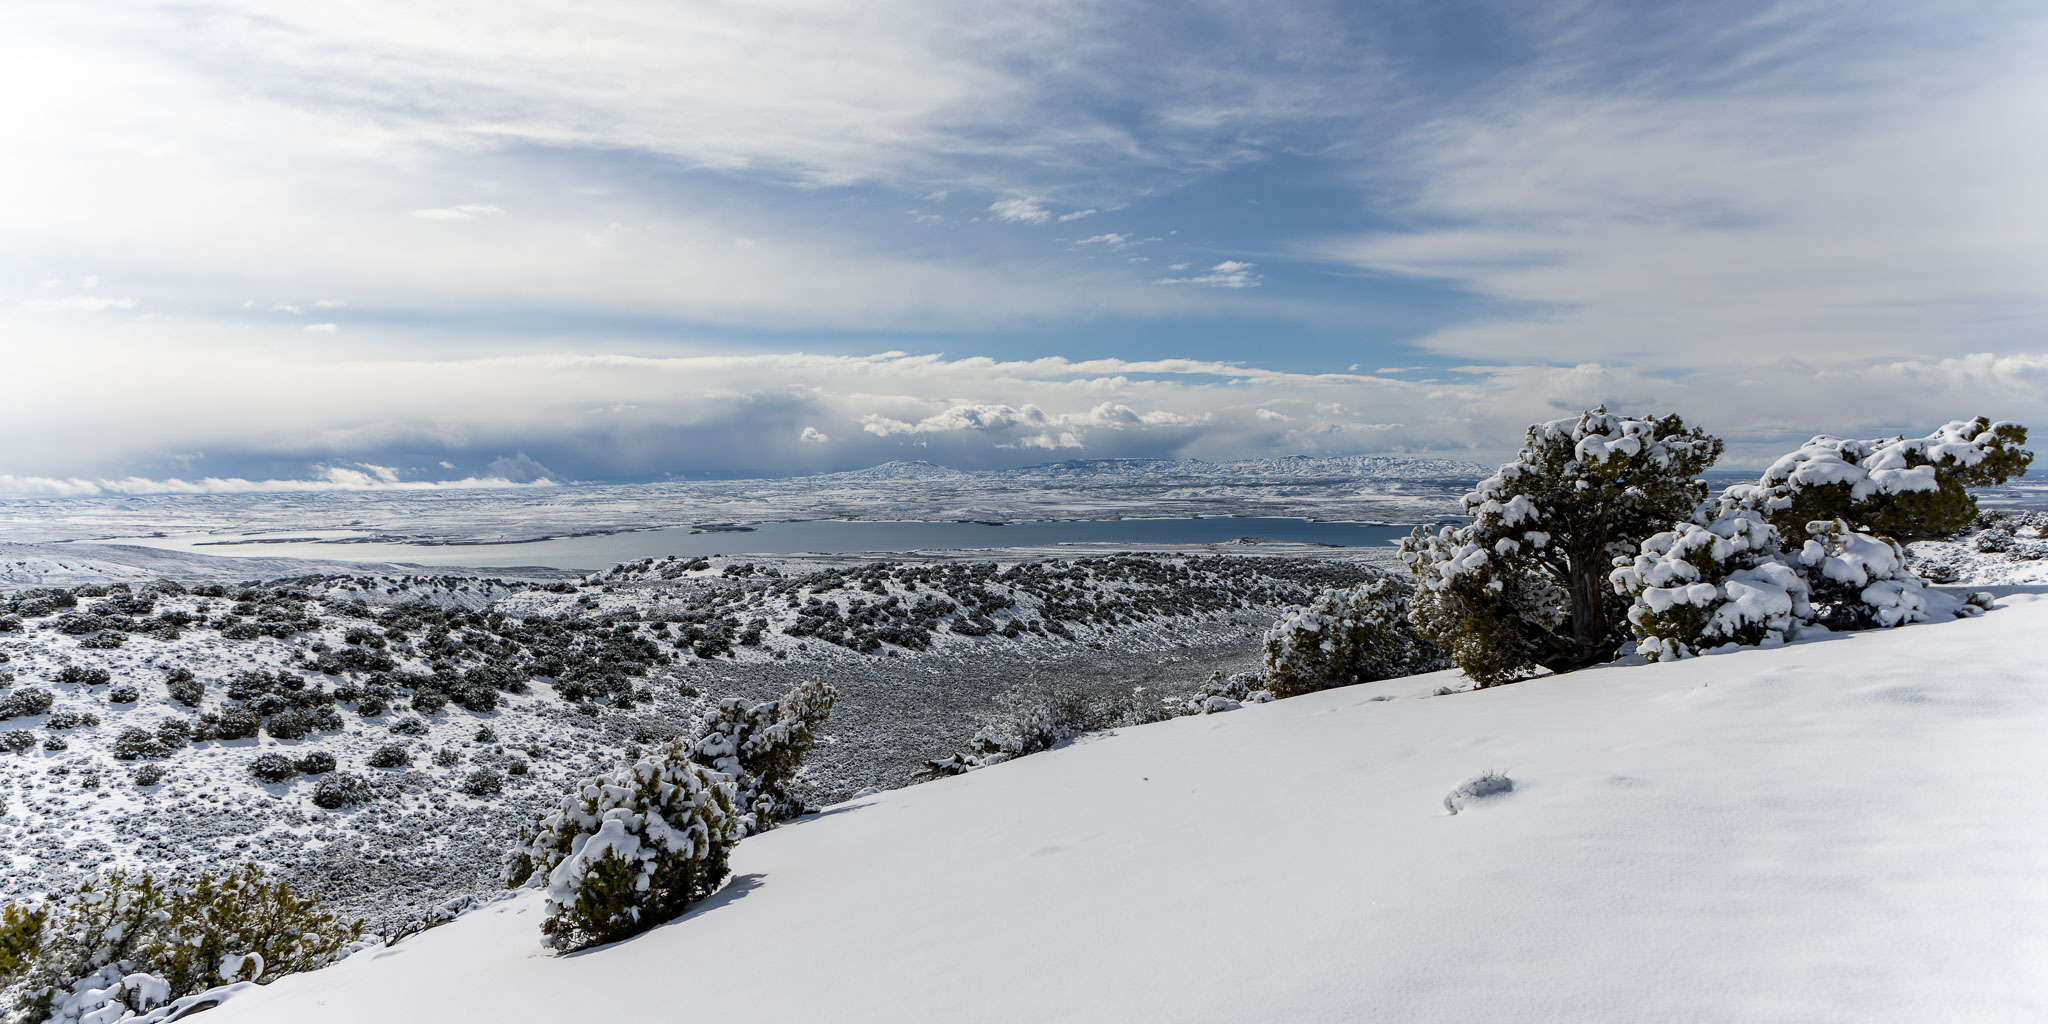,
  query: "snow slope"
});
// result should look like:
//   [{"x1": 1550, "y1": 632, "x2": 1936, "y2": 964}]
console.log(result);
[{"x1": 209, "y1": 596, "x2": 2048, "y2": 1023}]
